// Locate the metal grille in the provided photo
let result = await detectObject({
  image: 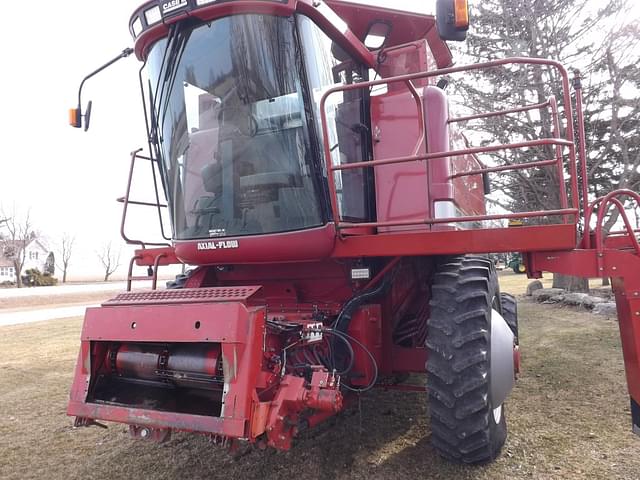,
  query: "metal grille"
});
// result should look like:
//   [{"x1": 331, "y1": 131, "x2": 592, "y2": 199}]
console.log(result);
[{"x1": 103, "y1": 286, "x2": 262, "y2": 306}]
